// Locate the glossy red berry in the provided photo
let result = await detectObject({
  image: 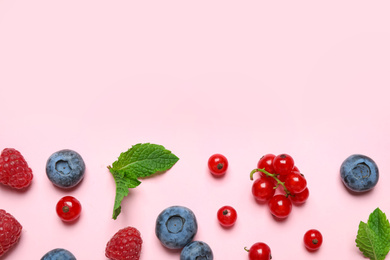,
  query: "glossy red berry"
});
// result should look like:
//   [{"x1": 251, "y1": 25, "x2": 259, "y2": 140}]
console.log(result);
[
  {"x1": 268, "y1": 194, "x2": 292, "y2": 219},
  {"x1": 252, "y1": 177, "x2": 276, "y2": 202},
  {"x1": 217, "y1": 205, "x2": 237, "y2": 227},
  {"x1": 291, "y1": 165, "x2": 300, "y2": 173},
  {"x1": 245, "y1": 242, "x2": 272, "y2": 260},
  {"x1": 208, "y1": 154, "x2": 228, "y2": 176},
  {"x1": 56, "y1": 196, "x2": 82, "y2": 222},
  {"x1": 304, "y1": 229, "x2": 323, "y2": 251},
  {"x1": 257, "y1": 154, "x2": 276, "y2": 174},
  {"x1": 290, "y1": 187, "x2": 309, "y2": 204},
  {"x1": 277, "y1": 173, "x2": 287, "y2": 183},
  {"x1": 284, "y1": 172, "x2": 307, "y2": 194},
  {"x1": 272, "y1": 154, "x2": 294, "y2": 176}
]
